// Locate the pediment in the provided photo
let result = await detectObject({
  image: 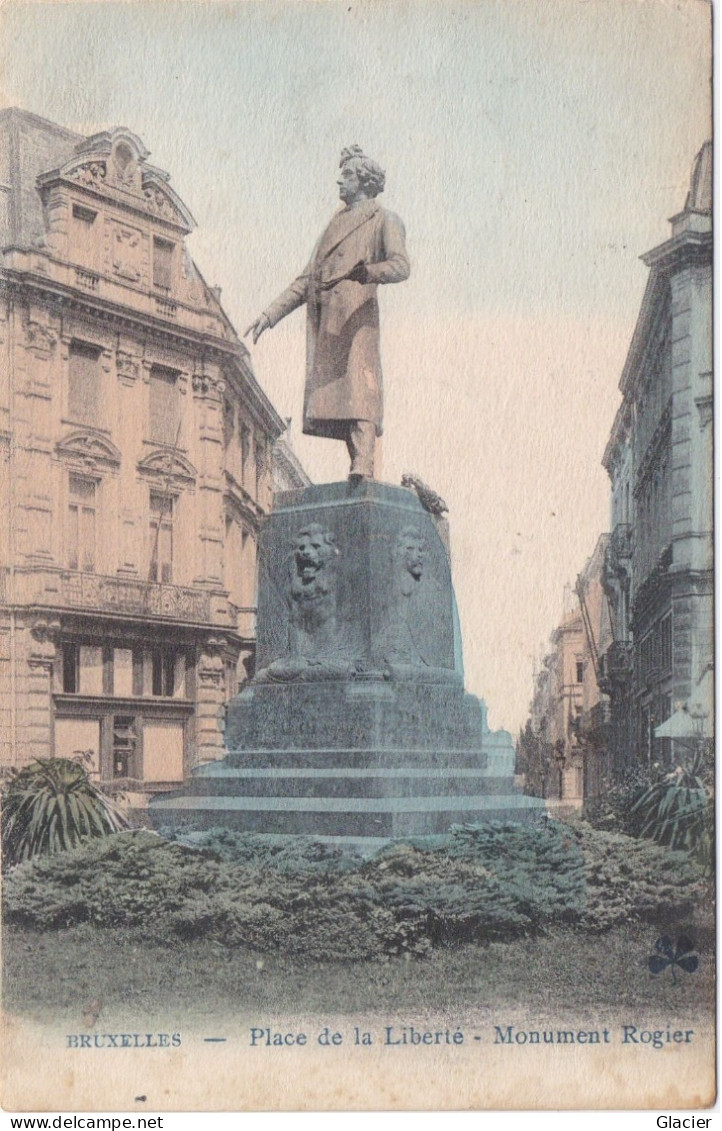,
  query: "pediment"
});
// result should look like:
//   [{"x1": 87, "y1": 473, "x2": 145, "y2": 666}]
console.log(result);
[
  {"x1": 138, "y1": 449, "x2": 197, "y2": 483},
  {"x1": 139, "y1": 170, "x2": 195, "y2": 231},
  {"x1": 57, "y1": 430, "x2": 122, "y2": 468},
  {"x1": 38, "y1": 127, "x2": 195, "y2": 233}
]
